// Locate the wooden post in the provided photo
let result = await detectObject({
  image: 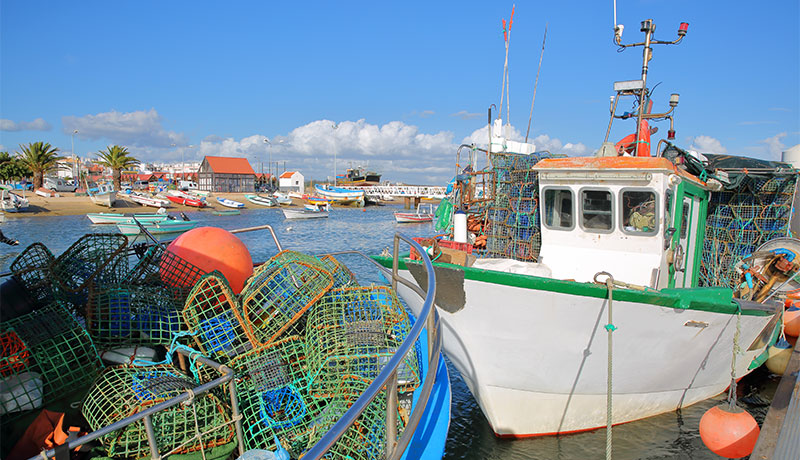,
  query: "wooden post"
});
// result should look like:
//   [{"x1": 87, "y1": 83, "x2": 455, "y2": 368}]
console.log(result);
[{"x1": 404, "y1": 196, "x2": 411, "y2": 209}]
